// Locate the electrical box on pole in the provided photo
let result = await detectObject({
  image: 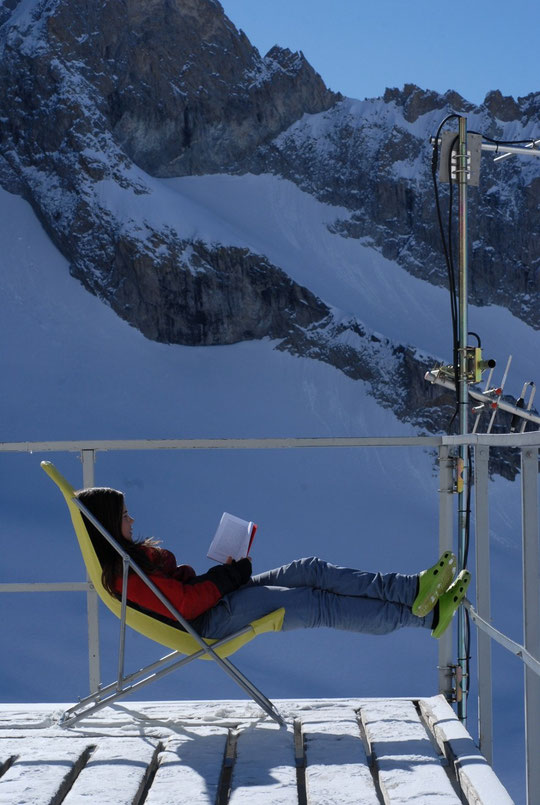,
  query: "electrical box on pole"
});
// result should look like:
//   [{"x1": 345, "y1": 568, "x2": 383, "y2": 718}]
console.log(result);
[{"x1": 438, "y1": 130, "x2": 482, "y2": 186}]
